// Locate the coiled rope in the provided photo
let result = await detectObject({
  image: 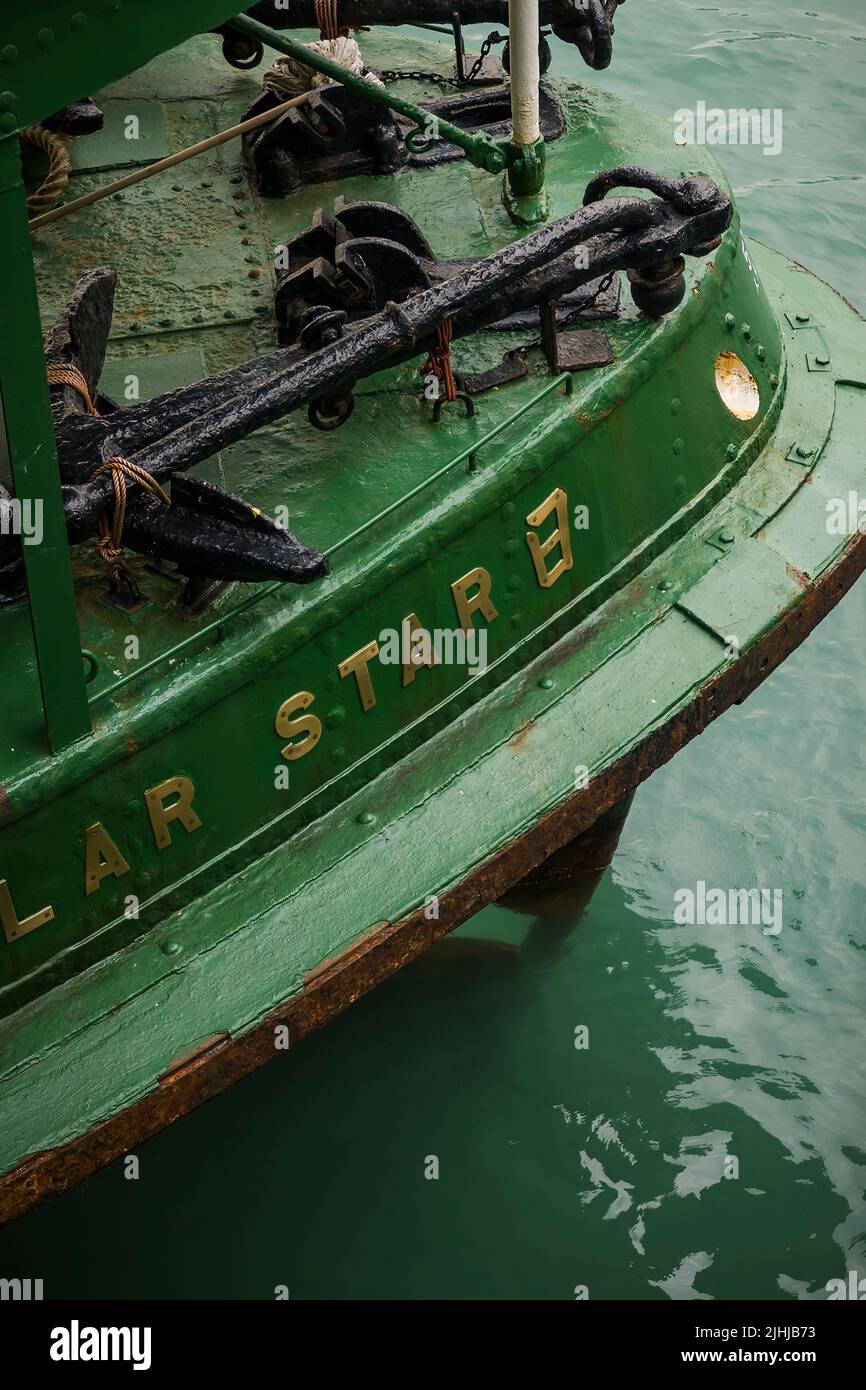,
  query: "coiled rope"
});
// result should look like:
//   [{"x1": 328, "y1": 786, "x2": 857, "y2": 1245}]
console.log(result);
[
  {"x1": 20, "y1": 126, "x2": 71, "y2": 216},
  {"x1": 46, "y1": 364, "x2": 170, "y2": 590},
  {"x1": 46, "y1": 364, "x2": 99, "y2": 415},
  {"x1": 261, "y1": 35, "x2": 384, "y2": 99},
  {"x1": 89, "y1": 458, "x2": 171, "y2": 588}
]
